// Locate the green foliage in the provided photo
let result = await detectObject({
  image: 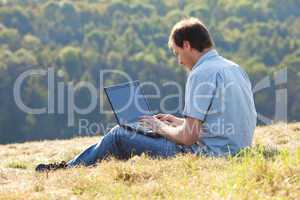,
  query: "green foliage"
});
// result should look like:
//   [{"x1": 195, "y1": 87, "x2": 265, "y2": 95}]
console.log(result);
[
  {"x1": 22, "y1": 34, "x2": 41, "y2": 51},
  {"x1": 58, "y1": 46, "x2": 83, "y2": 81},
  {"x1": 0, "y1": 6, "x2": 32, "y2": 34},
  {"x1": 0, "y1": 28, "x2": 21, "y2": 50},
  {"x1": 0, "y1": 0, "x2": 299, "y2": 143}
]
